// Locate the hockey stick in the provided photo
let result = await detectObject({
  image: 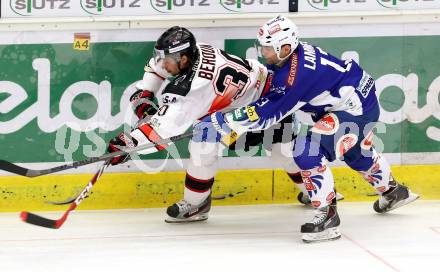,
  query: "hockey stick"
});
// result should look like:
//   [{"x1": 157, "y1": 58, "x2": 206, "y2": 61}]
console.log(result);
[
  {"x1": 50, "y1": 188, "x2": 248, "y2": 206},
  {"x1": 46, "y1": 196, "x2": 80, "y2": 205},
  {"x1": 0, "y1": 130, "x2": 195, "y2": 178},
  {"x1": 20, "y1": 160, "x2": 111, "y2": 229}
]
